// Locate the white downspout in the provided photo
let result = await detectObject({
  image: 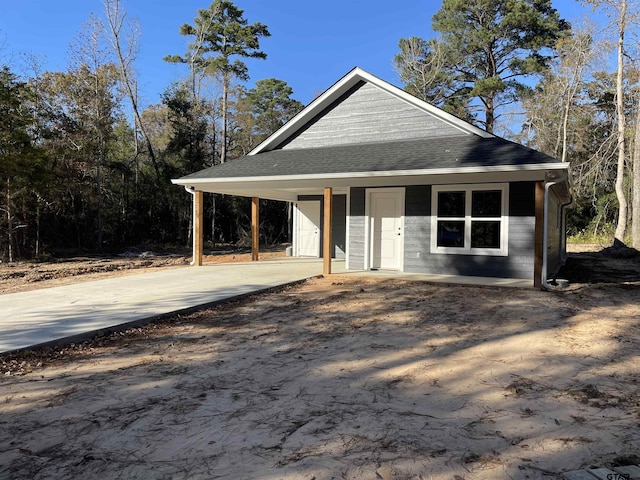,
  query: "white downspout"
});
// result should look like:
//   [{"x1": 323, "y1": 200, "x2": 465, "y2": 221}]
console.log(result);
[
  {"x1": 542, "y1": 180, "x2": 557, "y2": 290},
  {"x1": 542, "y1": 172, "x2": 570, "y2": 290},
  {"x1": 184, "y1": 186, "x2": 197, "y2": 266},
  {"x1": 559, "y1": 194, "x2": 573, "y2": 265}
]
